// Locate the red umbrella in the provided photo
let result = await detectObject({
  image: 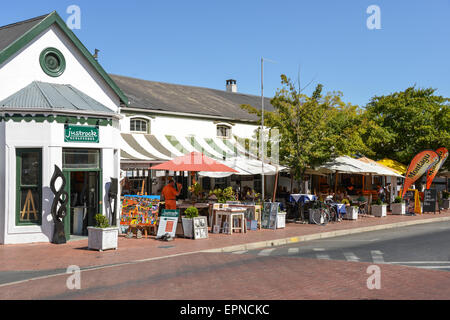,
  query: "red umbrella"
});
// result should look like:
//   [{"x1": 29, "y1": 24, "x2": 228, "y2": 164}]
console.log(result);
[{"x1": 150, "y1": 152, "x2": 238, "y2": 173}]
